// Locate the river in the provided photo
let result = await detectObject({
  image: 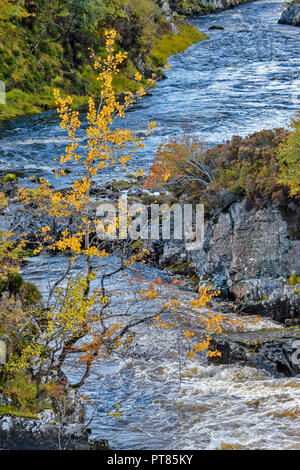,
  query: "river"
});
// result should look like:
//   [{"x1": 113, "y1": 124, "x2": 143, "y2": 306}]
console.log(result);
[
  {"x1": 0, "y1": 0, "x2": 299, "y2": 188},
  {"x1": 1, "y1": 0, "x2": 300, "y2": 449}
]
